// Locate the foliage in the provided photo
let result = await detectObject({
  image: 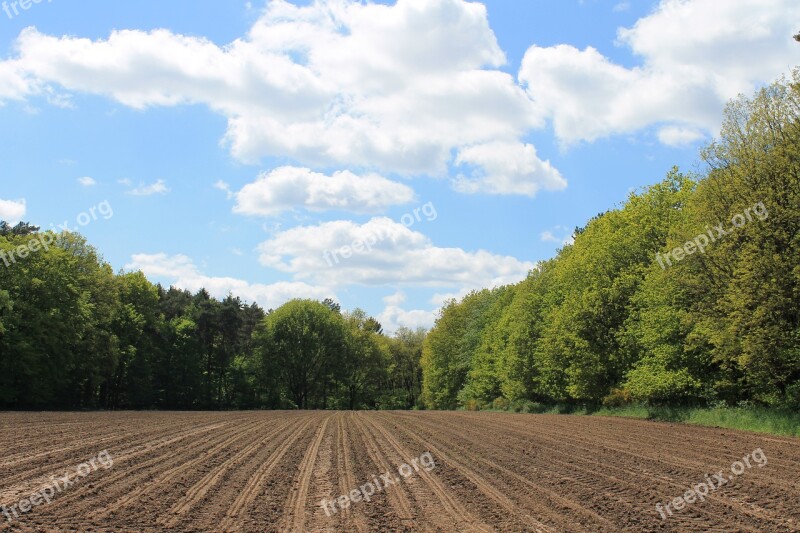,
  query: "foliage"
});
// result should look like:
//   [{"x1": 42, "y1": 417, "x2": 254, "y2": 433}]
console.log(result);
[
  {"x1": 421, "y1": 70, "x2": 800, "y2": 412},
  {"x1": 0, "y1": 233, "x2": 422, "y2": 410}
]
